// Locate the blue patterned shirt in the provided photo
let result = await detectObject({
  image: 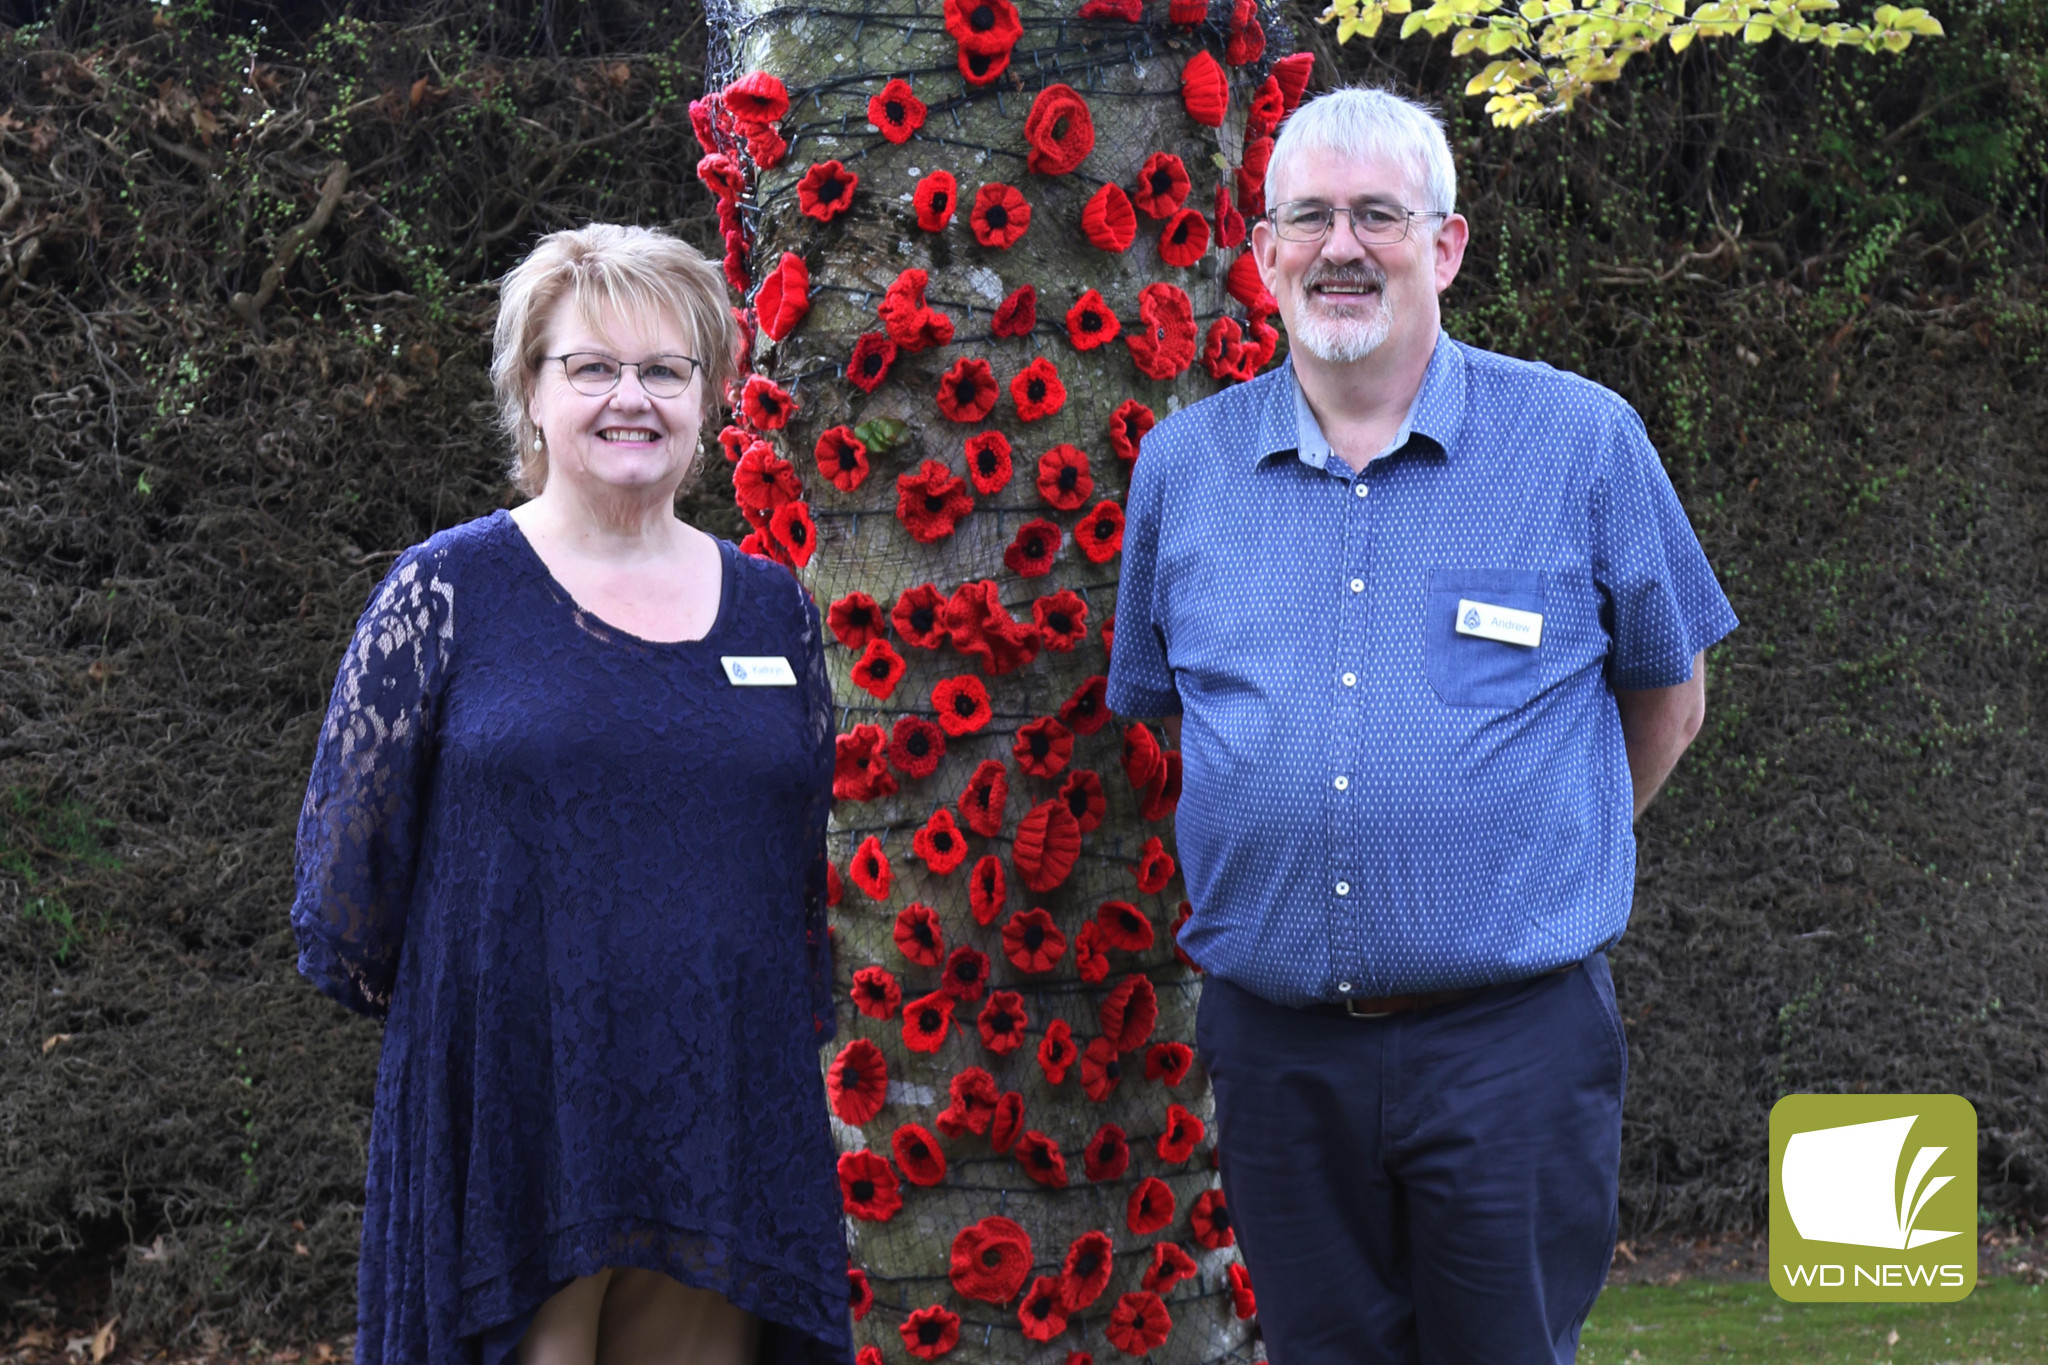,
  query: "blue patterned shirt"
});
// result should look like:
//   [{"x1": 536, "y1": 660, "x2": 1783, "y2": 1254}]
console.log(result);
[{"x1": 1107, "y1": 334, "x2": 1738, "y2": 1005}]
